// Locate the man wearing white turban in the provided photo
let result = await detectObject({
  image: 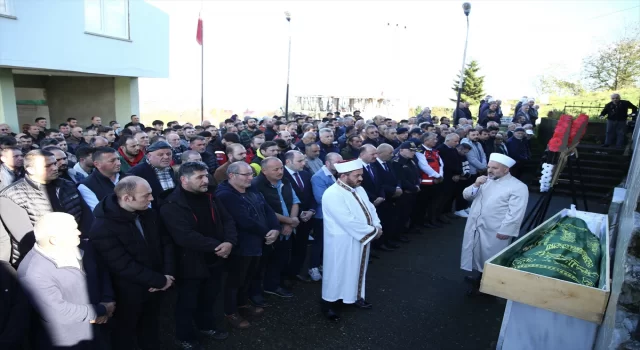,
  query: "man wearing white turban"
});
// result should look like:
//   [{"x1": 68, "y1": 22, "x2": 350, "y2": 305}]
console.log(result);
[
  {"x1": 460, "y1": 153, "x2": 529, "y2": 295},
  {"x1": 321, "y1": 159, "x2": 382, "y2": 321}
]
